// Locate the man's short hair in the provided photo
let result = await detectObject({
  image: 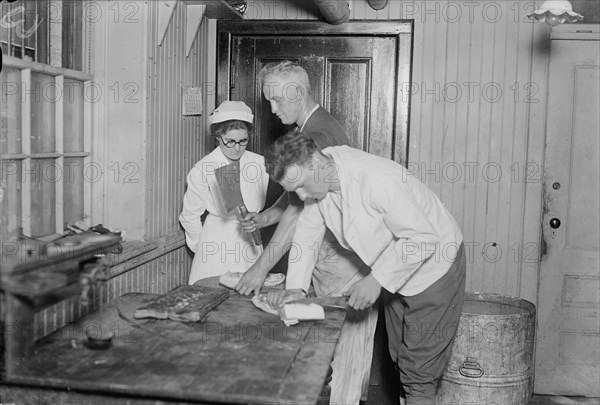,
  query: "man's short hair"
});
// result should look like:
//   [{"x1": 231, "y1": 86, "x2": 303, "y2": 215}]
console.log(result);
[
  {"x1": 258, "y1": 60, "x2": 311, "y2": 93},
  {"x1": 265, "y1": 130, "x2": 318, "y2": 182}
]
